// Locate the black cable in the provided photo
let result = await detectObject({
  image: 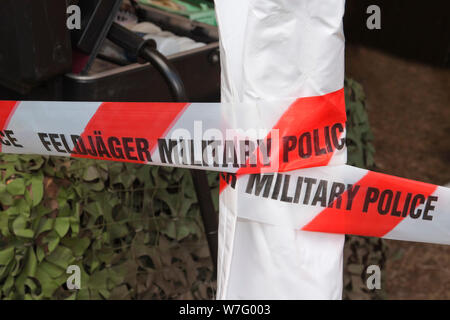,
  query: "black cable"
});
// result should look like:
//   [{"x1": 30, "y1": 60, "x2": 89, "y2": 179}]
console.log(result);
[
  {"x1": 139, "y1": 47, "x2": 187, "y2": 102},
  {"x1": 107, "y1": 22, "x2": 218, "y2": 273},
  {"x1": 136, "y1": 41, "x2": 217, "y2": 274},
  {"x1": 107, "y1": 22, "x2": 187, "y2": 101},
  {"x1": 139, "y1": 44, "x2": 218, "y2": 273}
]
